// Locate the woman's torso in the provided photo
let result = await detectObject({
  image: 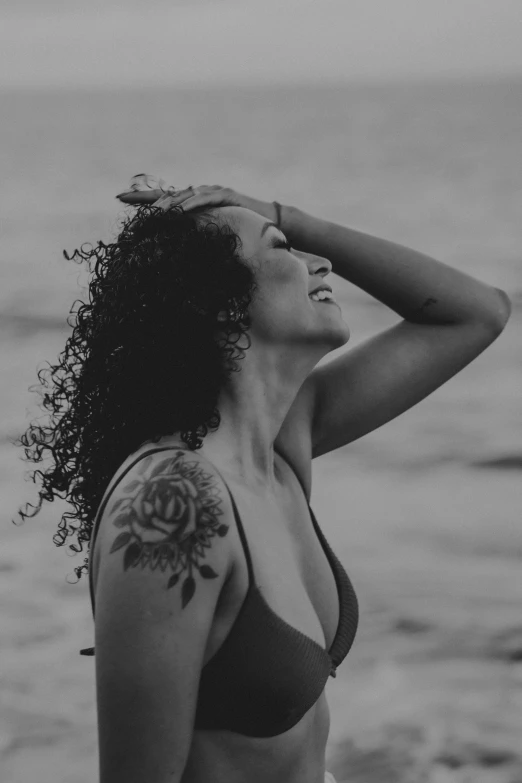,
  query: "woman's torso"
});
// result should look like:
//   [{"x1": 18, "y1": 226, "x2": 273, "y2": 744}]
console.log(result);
[{"x1": 89, "y1": 434, "x2": 352, "y2": 783}]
